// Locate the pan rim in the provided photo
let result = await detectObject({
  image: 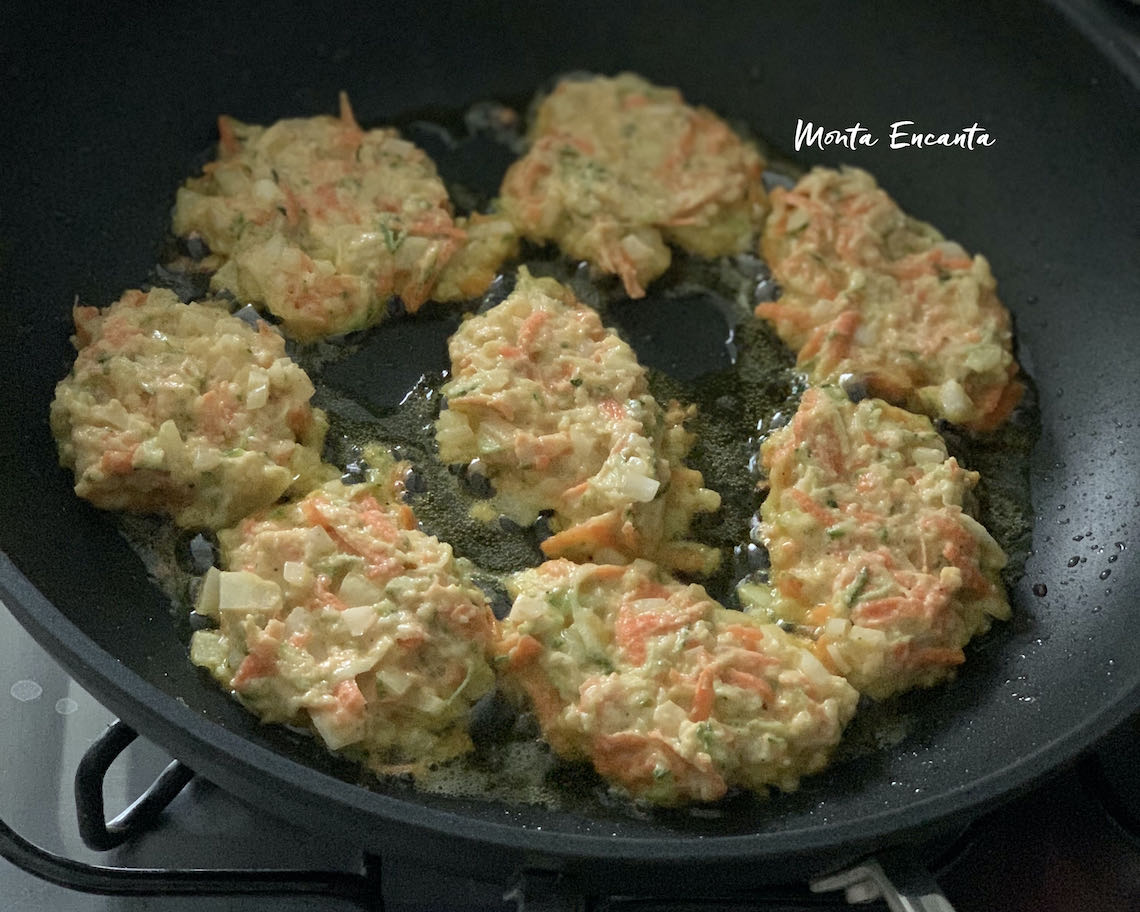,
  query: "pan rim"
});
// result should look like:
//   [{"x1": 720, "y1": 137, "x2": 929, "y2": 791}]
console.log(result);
[
  {"x1": 5, "y1": 549, "x2": 1140, "y2": 866},
  {"x1": 4, "y1": 0, "x2": 1139, "y2": 873}
]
